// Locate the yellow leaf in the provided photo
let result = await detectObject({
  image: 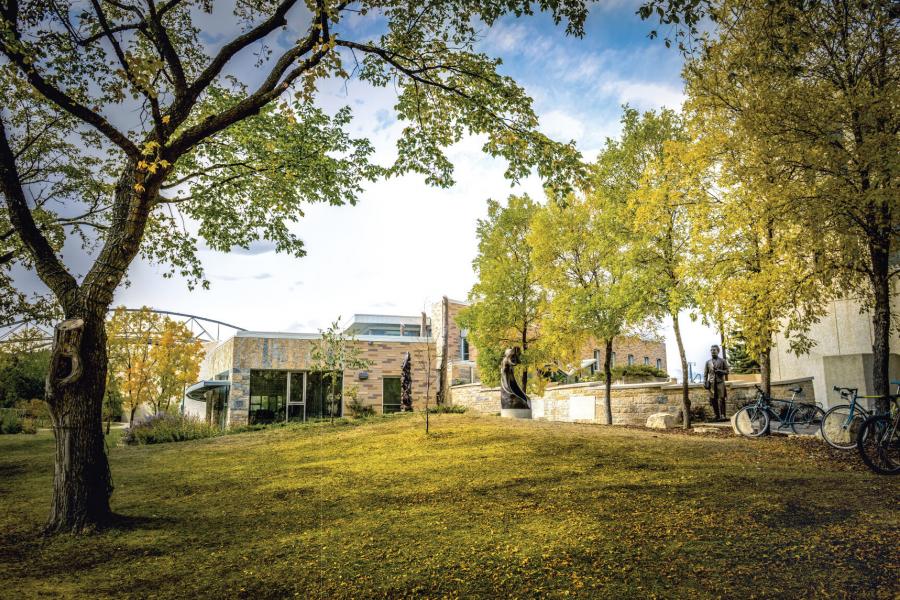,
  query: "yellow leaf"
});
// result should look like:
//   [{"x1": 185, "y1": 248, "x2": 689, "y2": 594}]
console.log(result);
[
  {"x1": 162, "y1": 115, "x2": 171, "y2": 124},
  {"x1": 133, "y1": 183, "x2": 145, "y2": 193}
]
